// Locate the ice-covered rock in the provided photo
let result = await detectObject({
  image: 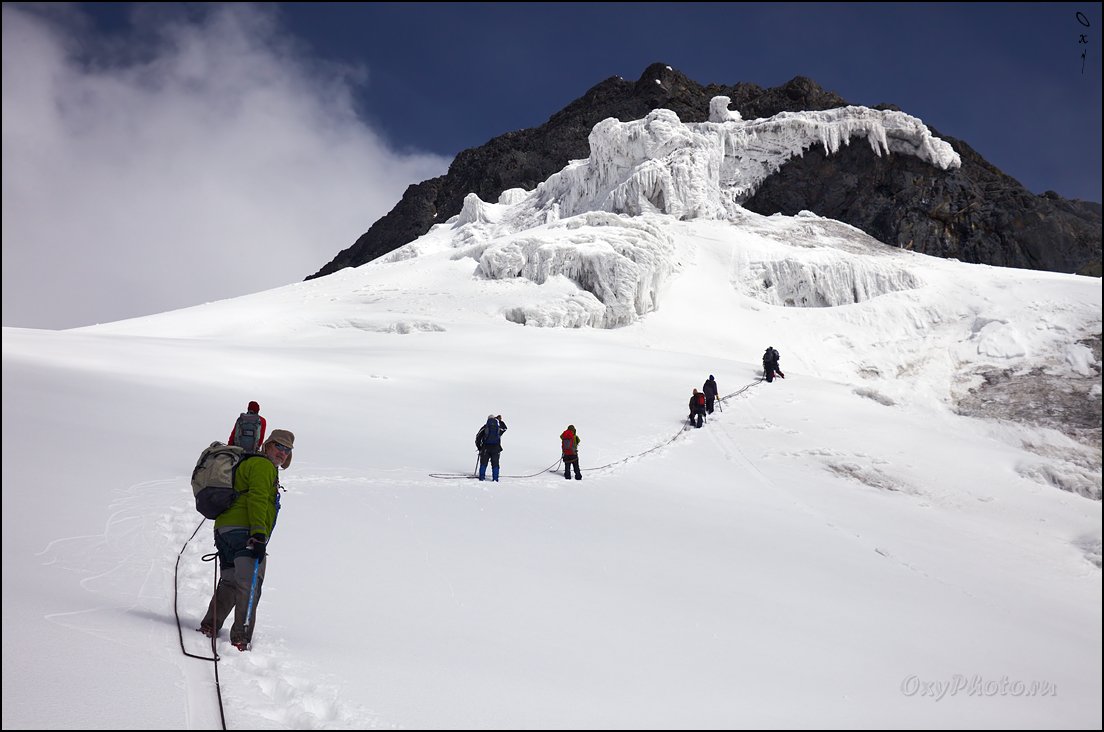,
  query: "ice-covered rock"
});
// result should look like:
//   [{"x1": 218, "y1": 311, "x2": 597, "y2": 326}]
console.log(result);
[
  {"x1": 497, "y1": 188, "x2": 530, "y2": 206},
  {"x1": 708, "y1": 95, "x2": 743, "y2": 123},
  {"x1": 455, "y1": 192, "x2": 498, "y2": 226},
  {"x1": 533, "y1": 99, "x2": 959, "y2": 222},
  {"x1": 417, "y1": 100, "x2": 958, "y2": 328}
]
